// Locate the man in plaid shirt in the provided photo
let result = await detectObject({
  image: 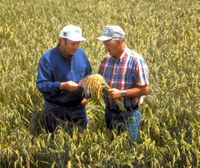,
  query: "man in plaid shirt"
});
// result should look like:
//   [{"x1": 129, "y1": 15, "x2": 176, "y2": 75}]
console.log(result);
[{"x1": 97, "y1": 25, "x2": 149, "y2": 140}]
